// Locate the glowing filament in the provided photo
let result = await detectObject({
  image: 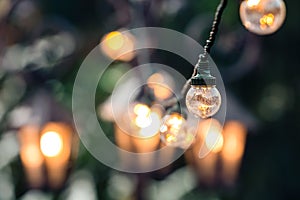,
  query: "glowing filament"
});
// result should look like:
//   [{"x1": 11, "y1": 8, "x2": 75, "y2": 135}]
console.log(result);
[
  {"x1": 160, "y1": 113, "x2": 184, "y2": 134},
  {"x1": 166, "y1": 134, "x2": 177, "y2": 143},
  {"x1": 260, "y1": 13, "x2": 275, "y2": 26}
]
